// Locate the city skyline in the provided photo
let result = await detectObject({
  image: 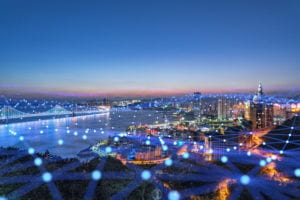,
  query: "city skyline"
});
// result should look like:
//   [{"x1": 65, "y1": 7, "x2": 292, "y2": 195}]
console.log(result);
[{"x1": 1, "y1": 0, "x2": 300, "y2": 97}]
